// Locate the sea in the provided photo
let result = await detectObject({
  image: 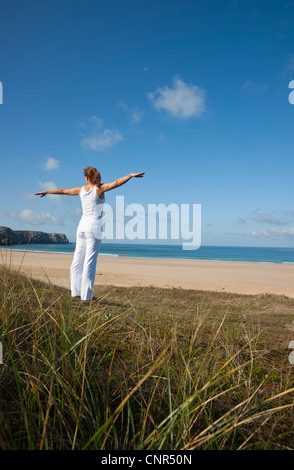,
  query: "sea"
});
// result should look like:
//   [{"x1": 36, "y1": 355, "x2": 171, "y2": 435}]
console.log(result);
[{"x1": 1, "y1": 243, "x2": 294, "y2": 264}]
